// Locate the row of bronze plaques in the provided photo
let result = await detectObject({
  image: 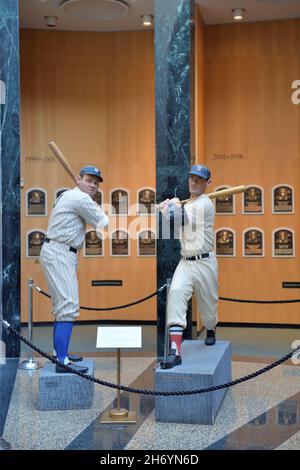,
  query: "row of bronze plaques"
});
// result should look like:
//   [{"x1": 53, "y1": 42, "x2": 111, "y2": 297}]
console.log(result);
[
  {"x1": 25, "y1": 185, "x2": 295, "y2": 216},
  {"x1": 26, "y1": 188, "x2": 156, "y2": 215},
  {"x1": 26, "y1": 228, "x2": 295, "y2": 258}
]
